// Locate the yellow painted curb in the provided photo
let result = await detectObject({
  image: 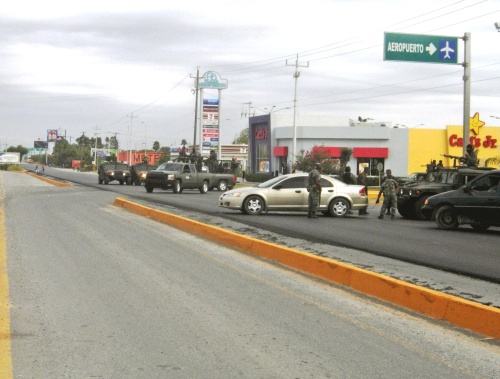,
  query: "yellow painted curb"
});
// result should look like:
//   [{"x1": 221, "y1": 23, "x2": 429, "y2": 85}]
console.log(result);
[
  {"x1": 0, "y1": 179, "x2": 14, "y2": 378},
  {"x1": 114, "y1": 197, "x2": 500, "y2": 339},
  {"x1": 25, "y1": 172, "x2": 72, "y2": 187}
]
